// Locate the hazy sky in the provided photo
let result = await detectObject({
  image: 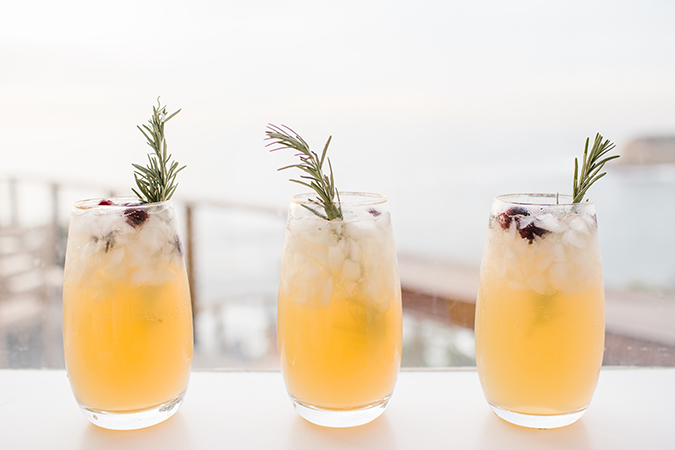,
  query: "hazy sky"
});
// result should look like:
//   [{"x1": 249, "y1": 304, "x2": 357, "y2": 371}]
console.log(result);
[
  {"x1": 2, "y1": 0, "x2": 674, "y2": 204},
  {"x1": 2, "y1": 0, "x2": 675, "y2": 288}
]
